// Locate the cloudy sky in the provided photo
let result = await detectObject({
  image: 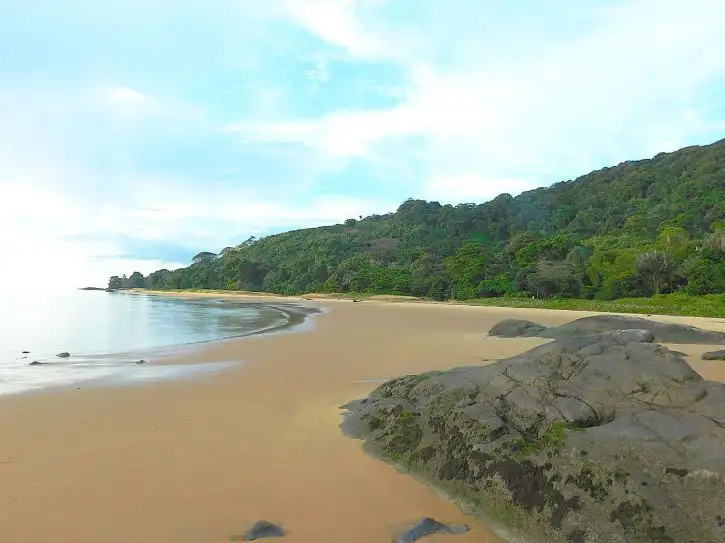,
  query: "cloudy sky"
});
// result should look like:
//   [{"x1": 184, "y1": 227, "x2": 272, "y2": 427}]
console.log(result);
[{"x1": 1, "y1": 0, "x2": 724, "y2": 291}]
